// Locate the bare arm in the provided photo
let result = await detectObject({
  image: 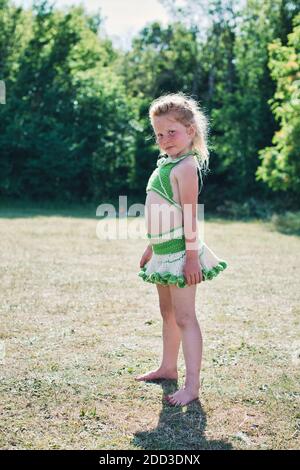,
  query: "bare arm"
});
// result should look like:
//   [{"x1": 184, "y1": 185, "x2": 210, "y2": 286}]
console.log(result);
[
  {"x1": 139, "y1": 244, "x2": 153, "y2": 268},
  {"x1": 176, "y1": 161, "x2": 202, "y2": 285},
  {"x1": 176, "y1": 161, "x2": 199, "y2": 257}
]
